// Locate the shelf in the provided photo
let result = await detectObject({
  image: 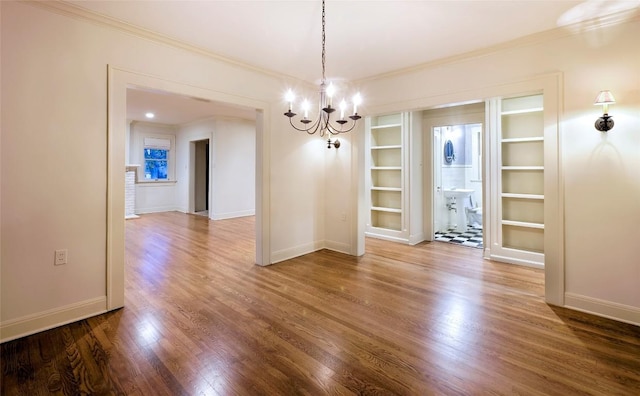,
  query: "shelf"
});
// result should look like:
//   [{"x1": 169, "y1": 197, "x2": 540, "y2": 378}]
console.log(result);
[
  {"x1": 502, "y1": 193, "x2": 544, "y2": 200},
  {"x1": 370, "y1": 210, "x2": 402, "y2": 231},
  {"x1": 371, "y1": 206, "x2": 402, "y2": 213},
  {"x1": 371, "y1": 145, "x2": 402, "y2": 150},
  {"x1": 502, "y1": 166, "x2": 544, "y2": 171},
  {"x1": 370, "y1": 123, "x2": 402, "y2": 130},
  {"x1": 501, "y1": 220, "x2": 544, "y2": 229},
  {"x1": 501, "y1": 107, "x2": 543, "y2": 116},
  {"x1": 372, "y1": 166, "x2": 402, "y2": 170},
  {"x1": 501, "y1": 137, "x2": 544, "y2": 143},
  {"x1": 372, "y1": 186, "x2": 402, "y2": 192}
]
